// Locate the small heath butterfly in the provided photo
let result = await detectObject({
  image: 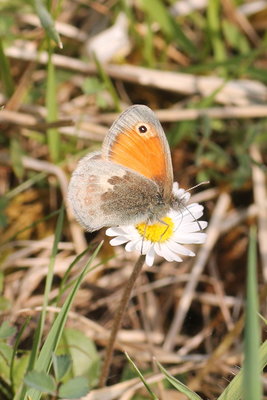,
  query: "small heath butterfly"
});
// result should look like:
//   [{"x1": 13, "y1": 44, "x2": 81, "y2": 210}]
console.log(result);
[{"x1": 68, "y1": 105, "x2": 185, "y2": 231}]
